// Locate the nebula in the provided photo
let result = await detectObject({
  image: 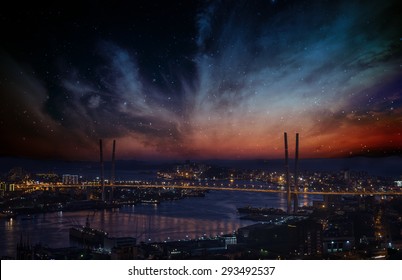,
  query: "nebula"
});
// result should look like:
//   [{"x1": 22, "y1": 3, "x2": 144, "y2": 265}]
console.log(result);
[{"x1": 0, "y1": 0, "x2": 401, "y2": 160}]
